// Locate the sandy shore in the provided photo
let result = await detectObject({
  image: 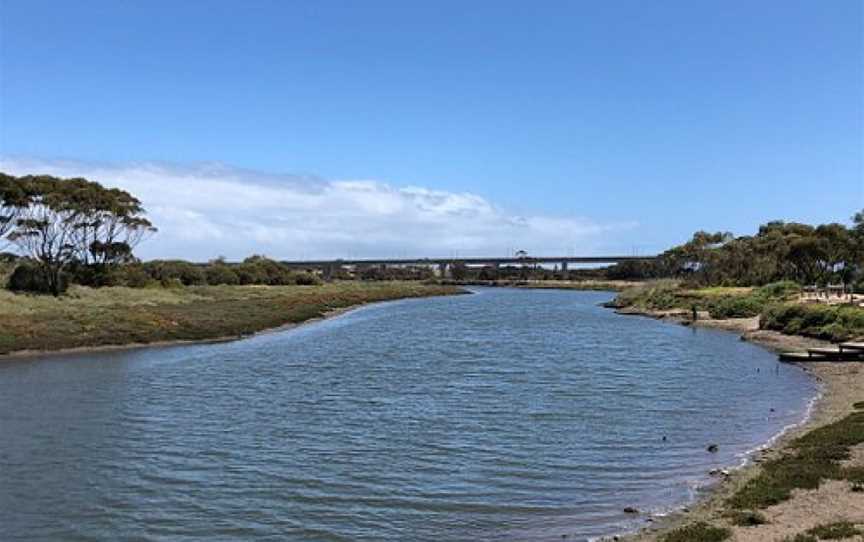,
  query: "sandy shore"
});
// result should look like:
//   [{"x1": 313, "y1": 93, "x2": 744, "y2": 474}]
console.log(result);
[{"x1": 610, "y1": 308, "x2": 864, "y2": 541}]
